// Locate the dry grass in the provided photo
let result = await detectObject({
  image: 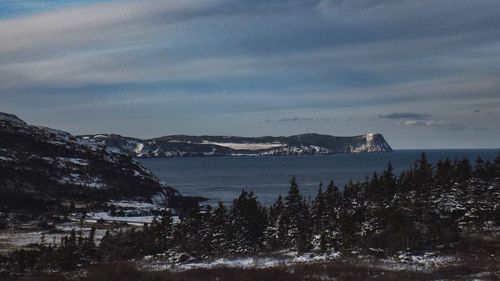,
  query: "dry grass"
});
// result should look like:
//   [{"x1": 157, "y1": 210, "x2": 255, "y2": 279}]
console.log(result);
[
  {"x1": 3, "y1": 252, "x2": 499, "y2": 281},
  {"x1": 75, "y1": 259, "x2": 500, "y2": 281}
]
